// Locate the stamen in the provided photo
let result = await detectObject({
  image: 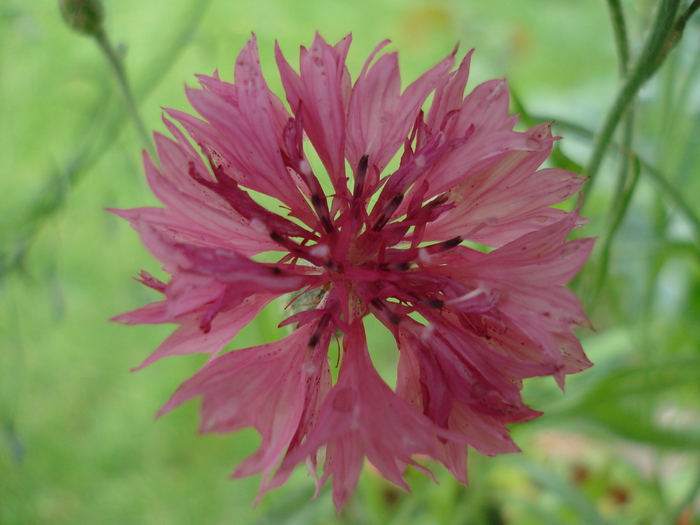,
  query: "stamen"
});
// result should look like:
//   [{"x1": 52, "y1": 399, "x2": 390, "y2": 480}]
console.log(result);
[
  {"x1": 320, "y1": 216, "x2": 334, "y2": 234},
  {"x1": 358, "y1": 154, "x2": 369, "y2": 178},
  {"x1": 421, "y1": 323, "x2": 435, "y2": 341},
  {"x1": 428, "y1": 194, "x2": 449, "y2": 208},
  {"x1": 311, "y1": 193, "x2": 334, "y2": 233},
  {"x1": 445, "y1": 286, "x2": 485, "y2": 306},
  {"x1": 353, "y1": 155, "x2": 369, "y2": 198},
  {"x1": 440, "y1": 236, "x2": 462, "y2": 250},
  {"x1": 395, "y1": 261, "x2": 411, "y2": 272},
  {"x1": 418, "y1": 248, "x2": 431, "y2": 264},
  {"x1": 308, "y1": 333, "x2": 320, "y2": 348},
  {"x1": 308, "y1": 313, "x2": 331, "y2": 348},
  {"x1": 299, "y1": 158, "x2": 312, "y2": 176},
  {"x1": 309, "y1": 244, "x2": 330, "y2": 258},
  {"x1": 391, "y1": 193, "x2": 405, "y2": 207},
  {"x1": 370, "y1": 298, "x2": 401, "y2": 325},
  {"x1": 372, "y1": 193, "x2": 404, "y2": 232},
  {"x1": 379, "y1": 260, "x2": 411, "y2": 272},
  {"x1": 270, "y1": 231, "x2": 286, "y2": 245}
]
